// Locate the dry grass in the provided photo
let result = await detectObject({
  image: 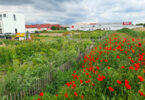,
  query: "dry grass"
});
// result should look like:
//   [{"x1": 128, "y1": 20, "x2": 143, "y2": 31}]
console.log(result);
[{"x1": 133, "y1": 27, "x2": 145, "y2": 31}]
